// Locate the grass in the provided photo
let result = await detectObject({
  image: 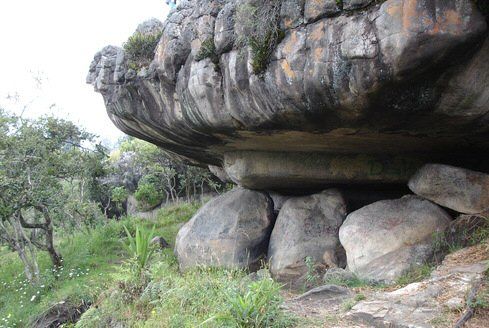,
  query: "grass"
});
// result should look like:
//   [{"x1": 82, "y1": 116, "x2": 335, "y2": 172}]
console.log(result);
[
  {"x1": 395, "y1": 263, "x2": 434, "y2": 287},
  {"x1": 1, "y1": 201, "x2": 295, "y2": 327}
]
